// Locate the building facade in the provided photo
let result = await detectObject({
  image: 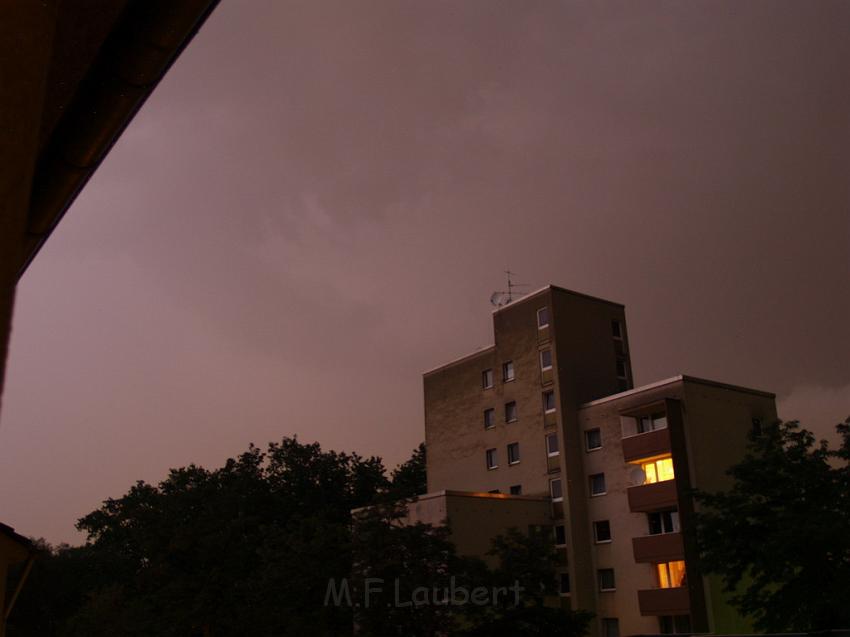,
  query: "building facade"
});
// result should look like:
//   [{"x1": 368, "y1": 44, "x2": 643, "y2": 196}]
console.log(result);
[{"x1": 421, "y1": 285, "x2": 777, "y2": 636}]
